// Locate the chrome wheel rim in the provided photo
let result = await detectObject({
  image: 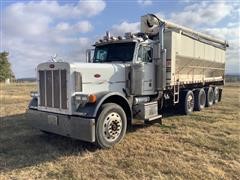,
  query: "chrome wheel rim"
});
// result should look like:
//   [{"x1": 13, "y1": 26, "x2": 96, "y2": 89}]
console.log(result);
[
  {"x1": 187, "y1": 94, "x2": 194, "y2": 110},
  {"x1": 209, "y1": 89, "x2": 214, "y2": 102},
  {"x1": 200, "y1": 92, "x2": 205, "y2": 106},
  {"x1": 215, "y1": 89, "x2": 219, "y2": 101},
  {"x1": 102, "y1": 112, "x2": 122, "y2": 142}
]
